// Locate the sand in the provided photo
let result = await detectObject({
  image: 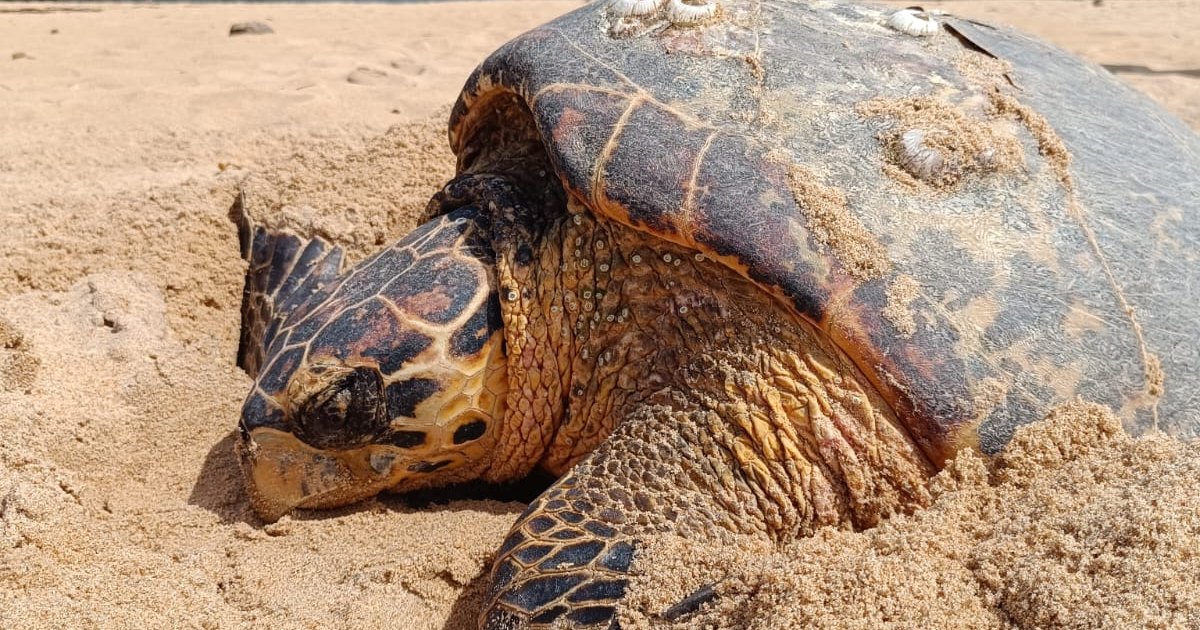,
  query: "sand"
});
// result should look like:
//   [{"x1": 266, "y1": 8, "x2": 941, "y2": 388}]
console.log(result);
[
  {"x1": 622, "y1": 404, "x2": 1200, "y2": 629},
  {"x1": 1, "y1": 1, "x2": 1197, "y2": 628}
]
